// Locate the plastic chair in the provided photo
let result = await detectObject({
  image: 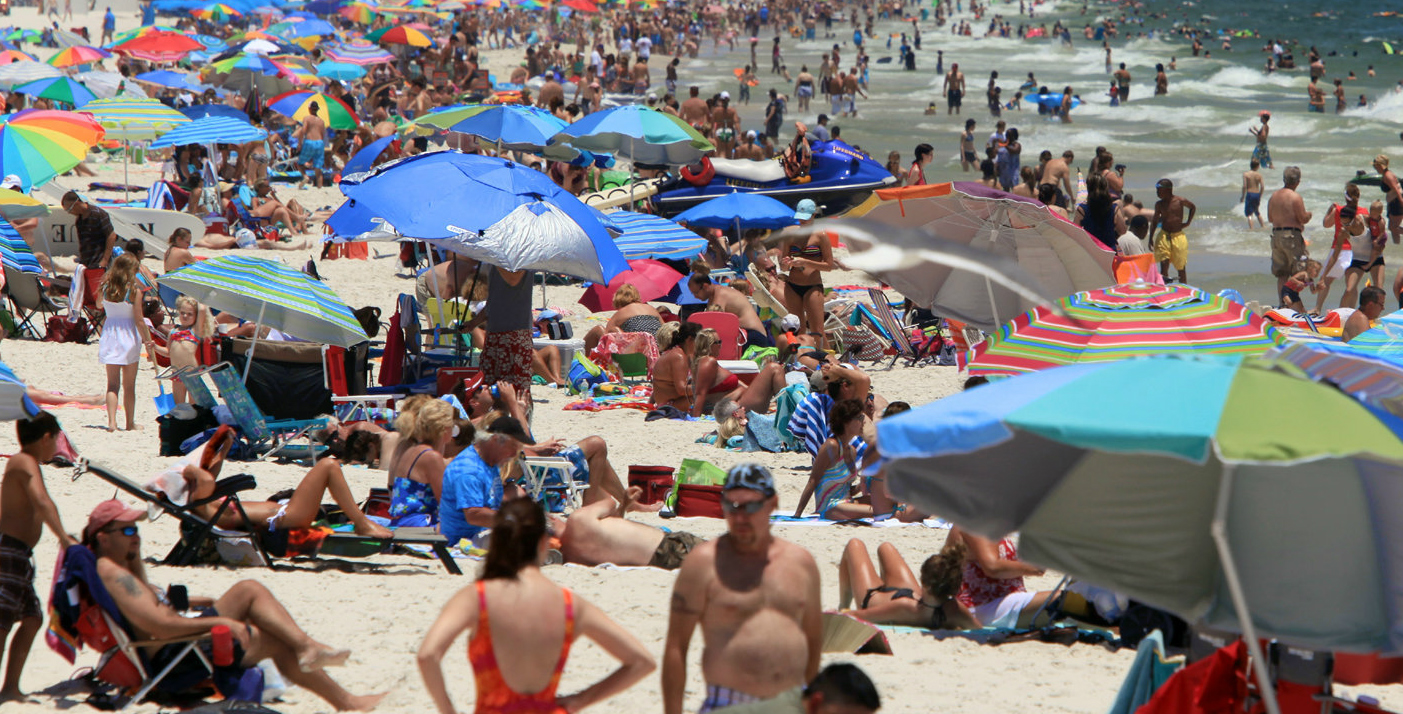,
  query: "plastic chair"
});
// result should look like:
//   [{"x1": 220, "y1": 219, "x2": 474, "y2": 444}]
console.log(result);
[
  {"x1": 611, "y1": 352, "x2": 650, "y2": 383},
  {"x1": 3, "y1": 265, "x2": 66, "y2": 338},
  {"x1": 517, "y1": 455, "x2": 584, "y2": 514},
  {"x1": 688, "y1": 311, "x2": 744, "y2": 360}
]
